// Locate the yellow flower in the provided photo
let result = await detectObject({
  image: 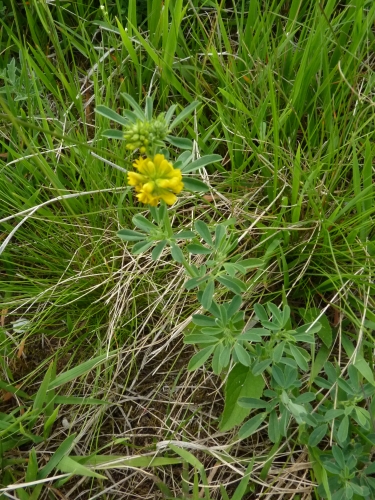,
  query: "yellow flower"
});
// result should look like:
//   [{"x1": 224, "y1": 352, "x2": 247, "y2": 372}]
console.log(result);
[{"x1": 127, "y1": 154, "x2": 184, "y2": 206}]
